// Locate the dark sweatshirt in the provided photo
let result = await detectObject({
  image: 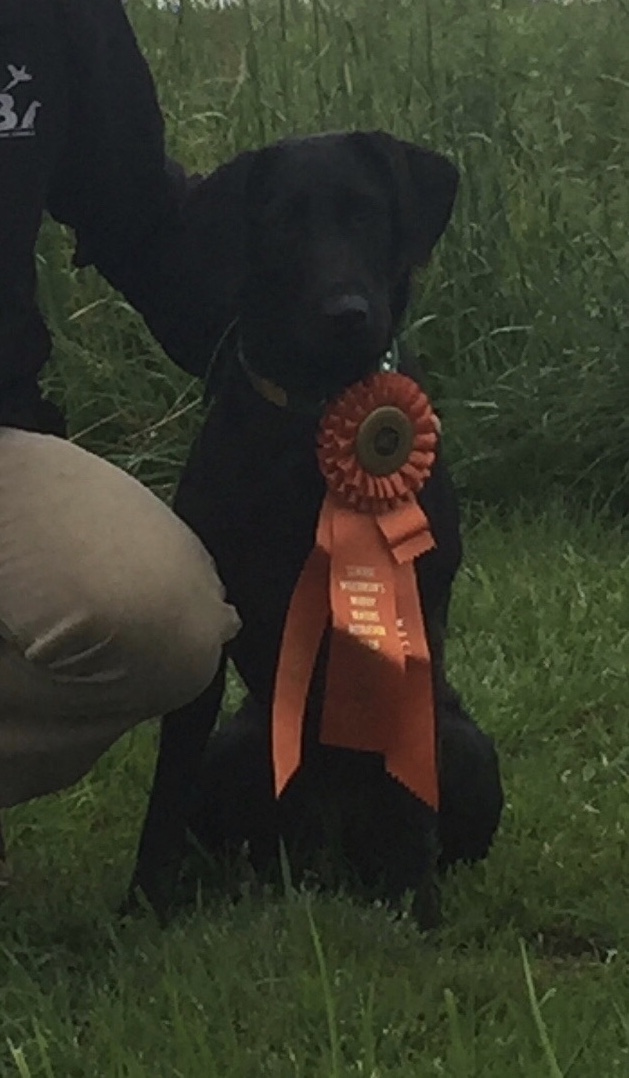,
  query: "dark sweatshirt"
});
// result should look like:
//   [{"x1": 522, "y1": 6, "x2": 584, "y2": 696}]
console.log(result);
[{"x1": 0, "y1": 0, "x2": 201, "y2": 434}]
